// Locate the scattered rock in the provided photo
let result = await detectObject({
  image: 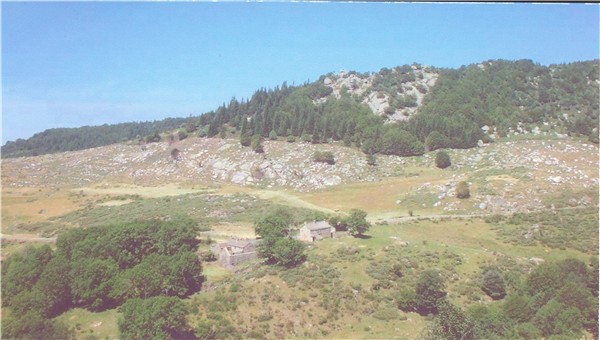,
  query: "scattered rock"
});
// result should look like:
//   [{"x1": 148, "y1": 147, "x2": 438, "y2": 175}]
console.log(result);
[{"x1": 529, "y1": 257, "x2": 545, "y2": 265}]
